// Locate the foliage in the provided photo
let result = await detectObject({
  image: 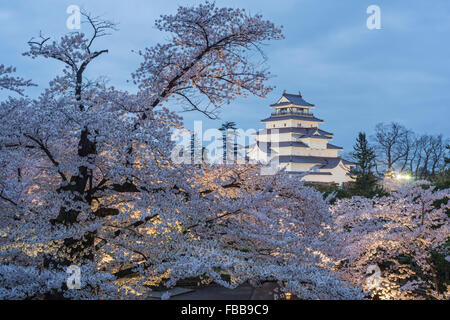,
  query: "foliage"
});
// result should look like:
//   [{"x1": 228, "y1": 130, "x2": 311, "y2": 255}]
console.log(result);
[
  {"x1": 314, "y1": 182, "x2": 388, "y2": 204},
  {"x1": 371, "y1": 123, "x2": 448, "y2": 182},
  {"x1": 430, "y1": 170, "x2": 450, "y2": 190},
  {"x1": 331, "y1": 182, "x2": 450, "y2": 299},
  {"x1": 0, "y1": 65, "x2": 35, "y2": 95},
  {"x1": 430, "y1": 145, "x2": 450, "y2": 189},
  {"x1": 350, "y1": 132, "x2": 379, "y2": 197}
]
